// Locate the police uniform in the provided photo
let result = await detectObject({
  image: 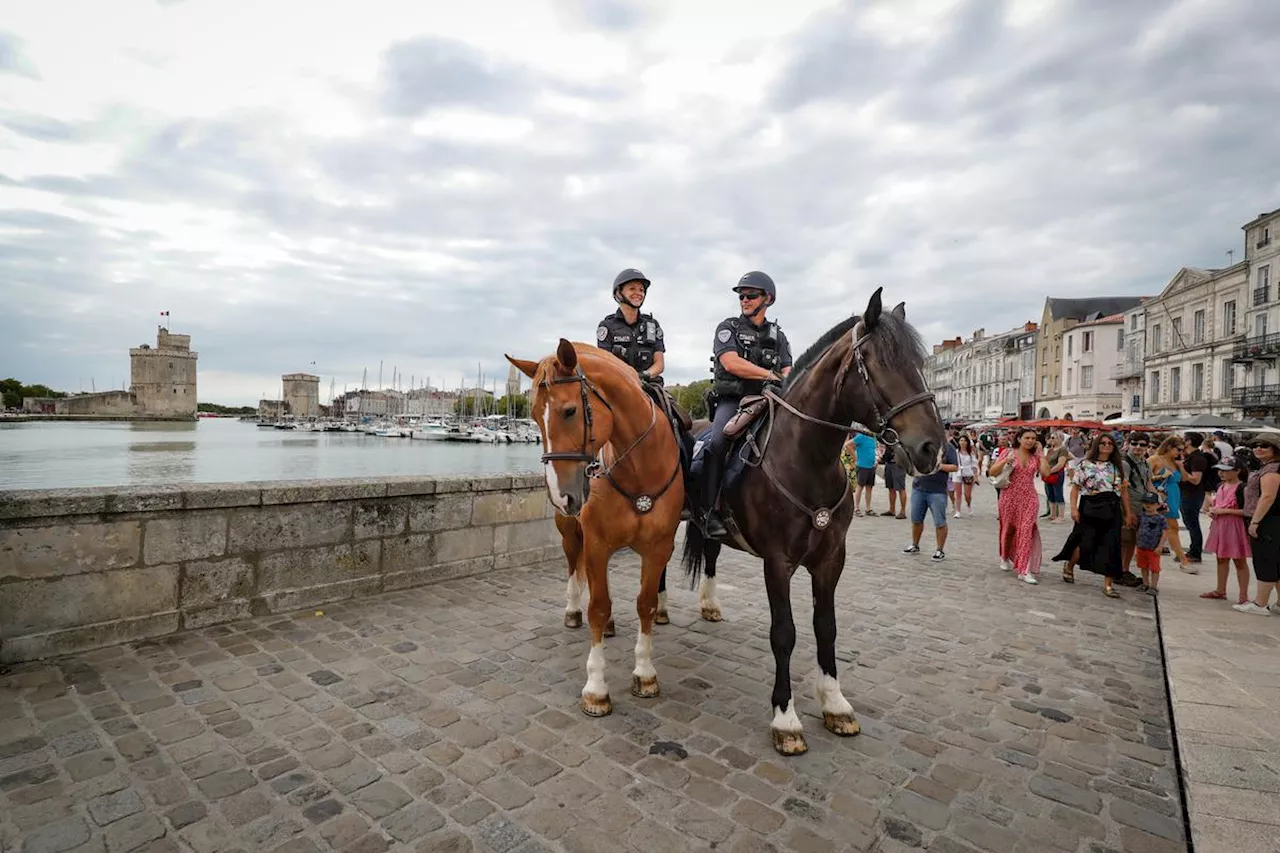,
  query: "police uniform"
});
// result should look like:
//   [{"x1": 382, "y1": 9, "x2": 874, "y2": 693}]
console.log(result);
[
  {"x1": 700, "y1": 276, "x2": 792, "y2": 534},
  {"x1": 596, "y1": 309, "x2": 666, "y2": 383}
]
